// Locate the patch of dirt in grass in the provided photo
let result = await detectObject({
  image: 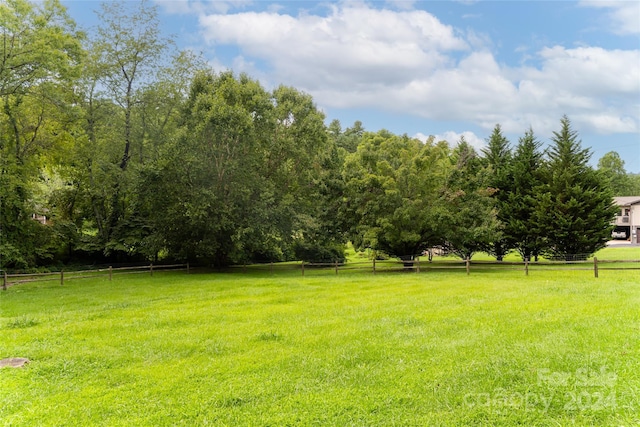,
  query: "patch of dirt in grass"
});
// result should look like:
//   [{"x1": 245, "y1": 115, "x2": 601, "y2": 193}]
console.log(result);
[{"x1": 0, "y1": 357, "x2": 30, "y2": 368}]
